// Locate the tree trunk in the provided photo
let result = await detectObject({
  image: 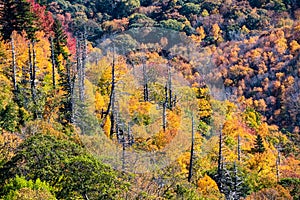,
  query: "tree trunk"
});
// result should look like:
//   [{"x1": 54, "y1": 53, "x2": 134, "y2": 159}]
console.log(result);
[
  {"x1": 66, "y1": 61, "x2": 76, "y2": 123},
  {"x1": 188, "y1": 115, "x2": 195, "y2": 182},
  {"x1": 167, "y1": 65, "x2": 172, "y2": 109},
  {"x1": 76, "y1": 37, "x2": 83, "y2": 101},
  {"x1": 50, "y1": 37, "x2": 56, "y2": 89},
  {"x1": 109, "y1": 48, "x2": 116, "y2": 138},
  {"x1": 276, "y1": 150, "x2": 280, "y2": 182},
  {"x1": 101, "y1": 47, "x2": 116, "y2": 138},
  {"x1": 11, "y1": 37, "x2": 17, "y2": 91},
  {"x1": 81, "y1": 28, "x2": 87, "y2": 101},
  {"x1": 237, "y1": 134, "x2": 241, "y2": 161},
  {"x1": 162, "y1": 102, "x2": 167, "y2": 132},
  {"x1": 142, "y1": 62, "x2": 149, "y2": 102},
  {"x1": 217, "y1": 129, "x2": 223, "y2": 179},
  {"x1": 32, "y1": 41, "x2": 37, "y2": 118},
  {"x1": 28, "y1": 42, "x2": 33, "y2": 95}
]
